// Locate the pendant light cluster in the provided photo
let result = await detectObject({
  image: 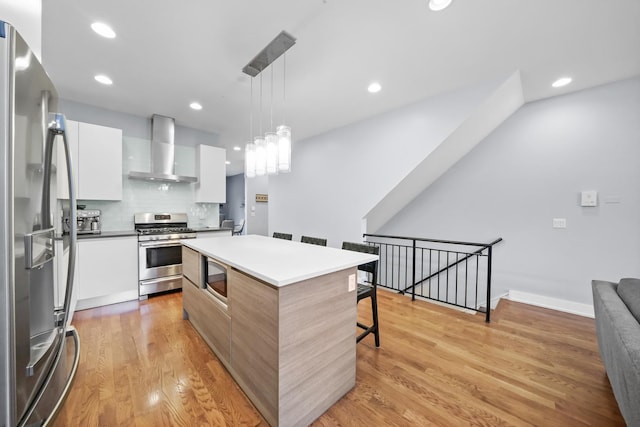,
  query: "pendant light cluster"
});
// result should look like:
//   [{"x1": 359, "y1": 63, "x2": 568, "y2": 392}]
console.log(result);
[{"x1": 243, "y1": 31, "x2": 296, "y2": 178}]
